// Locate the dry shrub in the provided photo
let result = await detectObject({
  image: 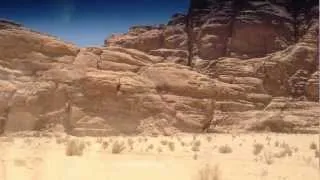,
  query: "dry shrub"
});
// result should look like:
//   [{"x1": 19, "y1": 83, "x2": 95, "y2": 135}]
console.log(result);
[
  {"x1": 157, "y1": 147, "x2": 163, "y2": 153},
  {"x1": 112, "y1": 141, "x2": 126, "y2": 154},
  {"x1": 192, "y1": 144, "x2": 200, "y2": 152},
  {"x1": 263, "y1": 151, "x2": 274, "y2": 165},
  {"x1": 253, "y1": 143, "x2": 264, "y2": 155},
  {"x1": 181, "y1": 141, "x2": 186, "y2": 146},
  {"x1": 65, "y1": 139, "x2": 85, "y2": 156},
  {"x1": 218, "y1": 145, "x2": 232, "y2": 154},
  {"x1": 196, "y1": 163, "x2": 221, "y2": 180},
  {"x1": 160, "y1": 140, "x2": 168, "y2": 146},
  {"x1": 191, "y1": 139, "x2": 201, "y2": 152},
  {"x1": 148, "y1": 144, "x2": 154, "y2": 150},
  {"x1": 310, "y1": 142, "x2": 317, "y2": 150},
  {"x1": 193, "y1": 135, "x2": 197, "y2": 141},
  {"x1": 102, "y1": 141, "x2": 109, "y2": 150},
  {"x1": 274, "y1": 143, "x2": 292, "y2": 158},
  {"x1": 168, "y1": 141, "x2": 175, "y2": 151},
  {"x1": 206, "y1": 136, "x2": 212, "y2": 142},
  {"x1": 194, "y1": 140, "x2": 201, "y2": 147}
]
